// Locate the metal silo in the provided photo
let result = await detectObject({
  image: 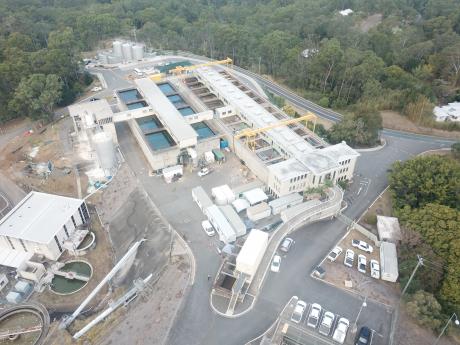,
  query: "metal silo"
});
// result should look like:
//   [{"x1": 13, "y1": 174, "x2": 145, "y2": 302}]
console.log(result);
[
  {"x1": 122, "y1": 43, "x2": 133, "y2": 61},
  {"x1": 113, "y1": 41, "x2": 123, "y2": 57},
  {"x1": 93, "y1": 132, "x2": 116, "y2": 171},
  {"x1": 132, "y1": 44, "x2": 144, "y2": 61}
]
